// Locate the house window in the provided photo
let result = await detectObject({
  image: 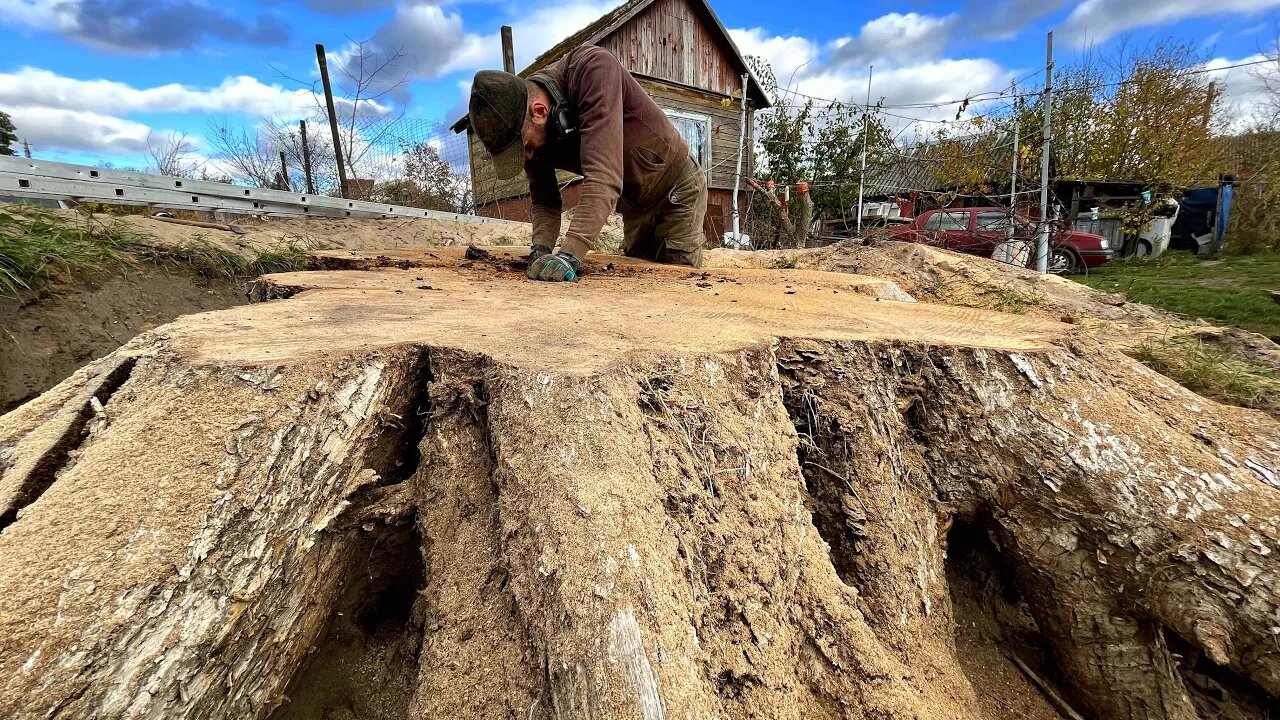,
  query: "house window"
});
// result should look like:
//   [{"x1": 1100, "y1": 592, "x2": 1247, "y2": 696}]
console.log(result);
[{"x1": 664, "y1": 110, "x2": 711, "y2": 170}]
